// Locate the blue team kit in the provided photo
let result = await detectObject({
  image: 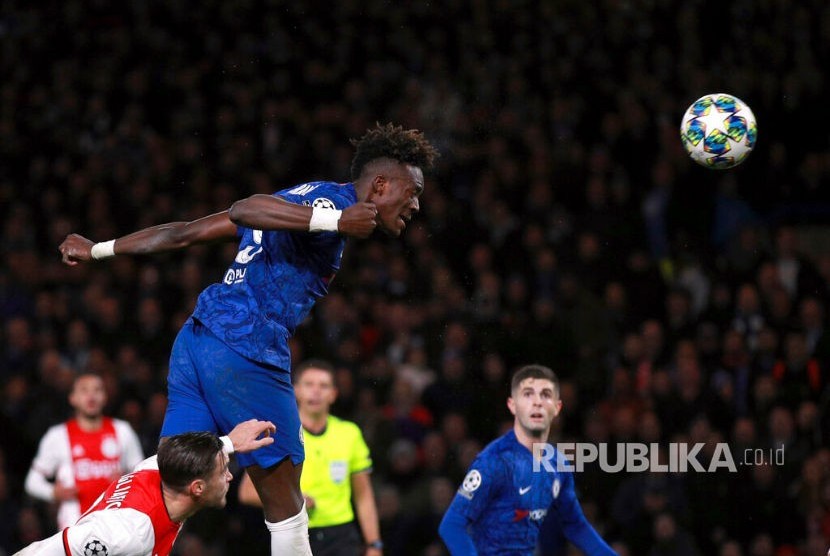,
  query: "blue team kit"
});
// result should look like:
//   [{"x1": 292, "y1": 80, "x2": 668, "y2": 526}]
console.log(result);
[
  {"x1": 161, "y1": 181, "x2": 355, "y2": 468},
  {"x1": 441, "y1": 430, "x2": 615, "y2": 555}
]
